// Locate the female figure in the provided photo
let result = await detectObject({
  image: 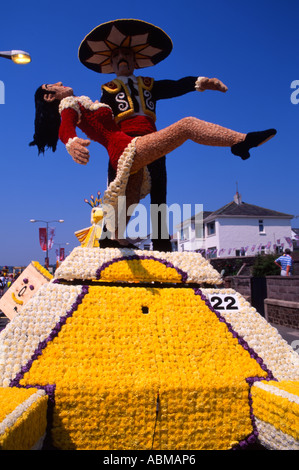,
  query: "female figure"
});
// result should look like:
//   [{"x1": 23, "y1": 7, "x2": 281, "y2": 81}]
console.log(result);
[{"x1": 30, "y1": 82, "x2": 276, "y2": 245}]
